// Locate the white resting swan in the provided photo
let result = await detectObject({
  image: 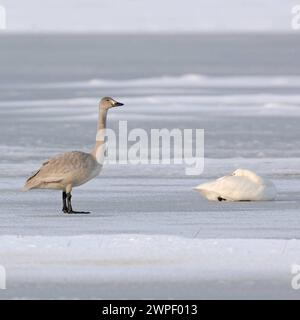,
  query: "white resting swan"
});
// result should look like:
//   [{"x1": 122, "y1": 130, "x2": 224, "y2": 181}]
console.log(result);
[
  {"x1": 194, "y1": 169, "x2": 277, "y2": 201},
  {"x1": 23, "y1": 97, "x2": 123, "y2": 214}
]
